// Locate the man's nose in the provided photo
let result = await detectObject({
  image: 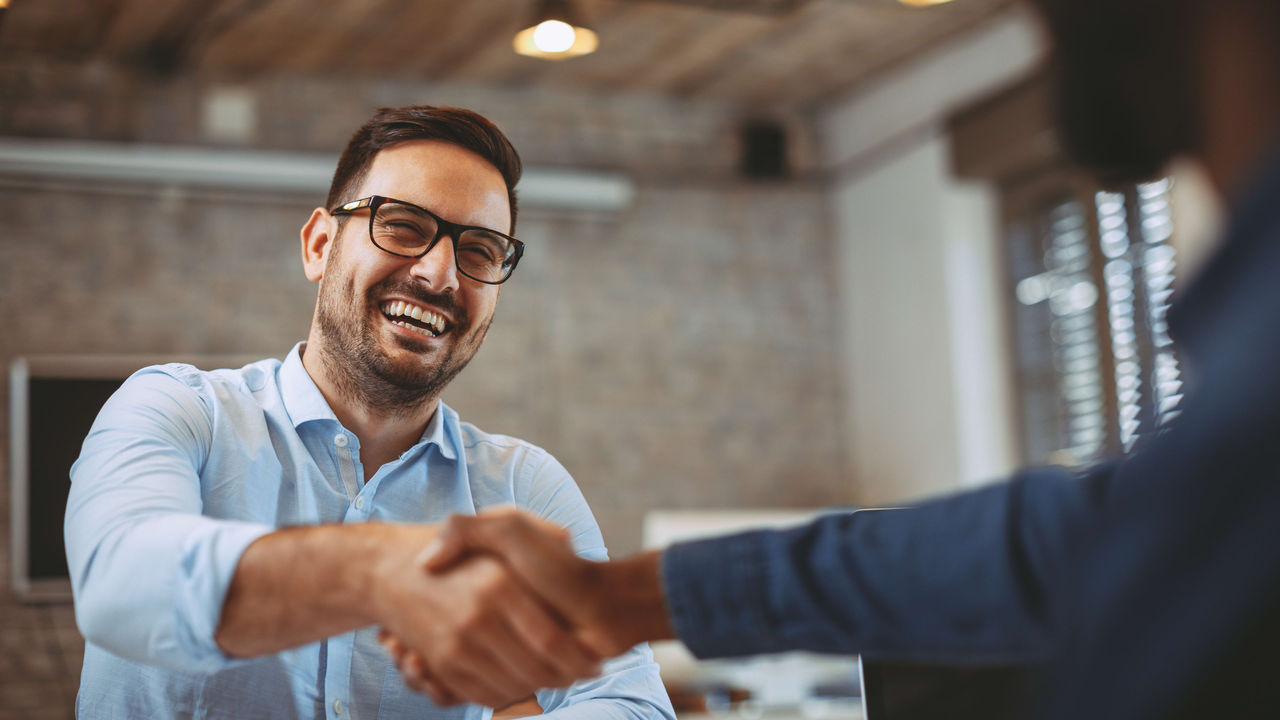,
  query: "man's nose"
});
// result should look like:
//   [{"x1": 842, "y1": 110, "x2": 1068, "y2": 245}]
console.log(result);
[{"x1": 410, "y1": 234, "x2": 461, "y2": 292}]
